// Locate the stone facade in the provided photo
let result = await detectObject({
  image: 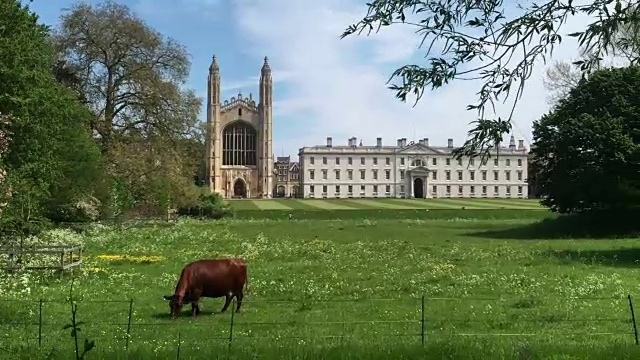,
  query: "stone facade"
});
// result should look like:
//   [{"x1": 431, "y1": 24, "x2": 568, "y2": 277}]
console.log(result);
[
  {"x1": 298, "y1": 136, "x2": 529, "y2": 198},
  {"x1": 273, "y1": 156, "x2": 300, "y2": 197},
  {"x1": 205, "y1": 56, "x2": 273, "y2": 198}
]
